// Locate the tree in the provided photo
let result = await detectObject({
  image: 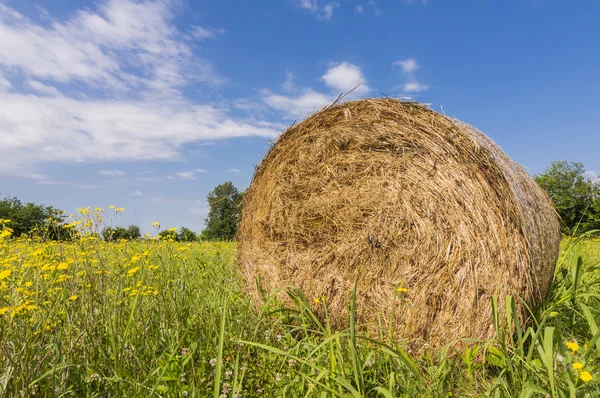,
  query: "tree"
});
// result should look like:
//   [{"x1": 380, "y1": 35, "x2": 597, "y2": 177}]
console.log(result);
[
  {"x1": 177, "y1": 227, "x2": 198, "y2": 242},
  {"x1": 201, "y1": 182, "x2": 244, "y2": 241},
  {"x1": 102, "y1": 224, "x2": 141, "y2": 241},
  {"x1": 534, "y1": 161, "x2": 600, "y2": 234},
  {"x1": 125, "y1": 225, "x2": 141, "y2": 240},
  {"x1": 0, "y1": 197, "x2": 65, "y2": 239},
  {"x1": 158, "y1": 229, "x2": 177, "y2": 241}
]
